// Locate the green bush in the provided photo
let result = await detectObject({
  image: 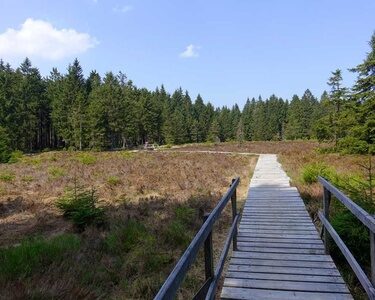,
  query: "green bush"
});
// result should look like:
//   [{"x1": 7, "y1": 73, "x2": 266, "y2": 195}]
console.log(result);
[
  {"x1": 0, "y1": 234, "x2": 80, "y2": 280},
  {"x1": 174, "y1": 205, "x2": 195, "y2": 225},
  {"x1": 56, "y1": 185, "x2": 104, "y2": 229},
  {"x1": 301, "y1": 162, "x2": 336, "y2": 184},
  {"x1": 8, "y1": 150, "x2": 23, "y2": 164},
  {"x1": 48, "y1": 166, "x2": 65, "y2": 178},
  {"x1": 337, "y1": 136, "x2": 369, "y2": 154},
  {"x1": 107, "y1": 176, "x2": 121, "y2": 186},
  {"x1": 0, "y1": 127, "x2": 11, "y2": 163},
  {"x1": 75, "y1": 153, "x2": 97, "y2": 165},
  {"x1": 0, "y1": 171, "x2": 15, "y2": 182}
]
